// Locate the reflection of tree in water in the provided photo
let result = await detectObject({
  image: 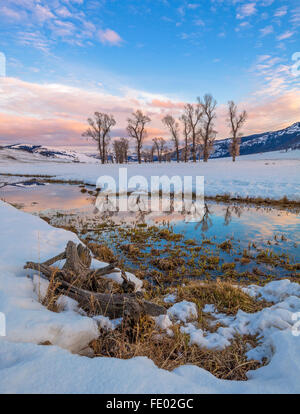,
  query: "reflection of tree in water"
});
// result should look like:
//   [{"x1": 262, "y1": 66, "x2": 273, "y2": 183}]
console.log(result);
[
  {"x1": 224, "y1": 205, "x2": 243, "y2": 225},
  {"x1": 194, "y1": 203, "x2": 212, "y2": 232},
  {"x1": 135, "y1": 210, "x2": 147, "y2": 225}
]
